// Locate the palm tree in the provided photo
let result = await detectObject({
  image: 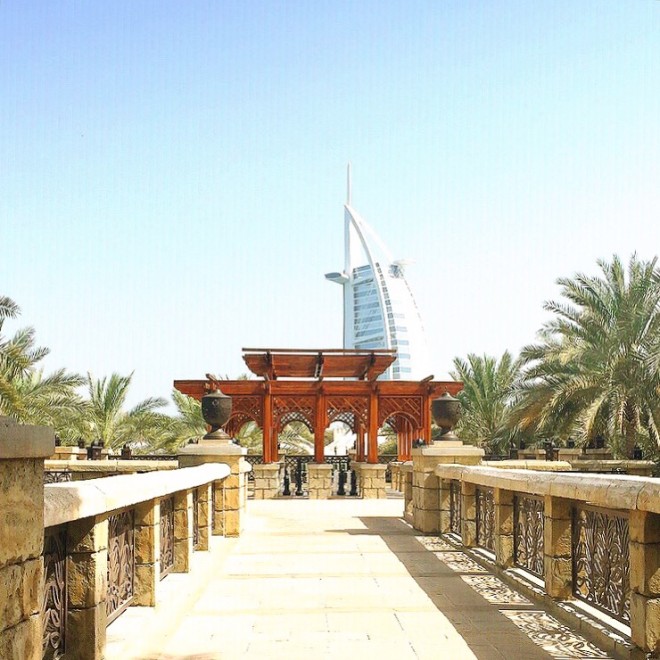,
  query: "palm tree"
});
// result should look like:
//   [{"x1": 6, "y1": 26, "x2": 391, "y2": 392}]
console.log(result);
[
  {"x1": 451, "y1": 352, "x2": 522, "y2": 454},
  {"x1": 511, "y1": 255, "x2": 660, "y2": 457},
  {"x1": 70, "y1": 372, "x2": 168, "y2": 451},
  {"x1": 0, "y1": 296, "x2": 84, "y2": 425}
]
